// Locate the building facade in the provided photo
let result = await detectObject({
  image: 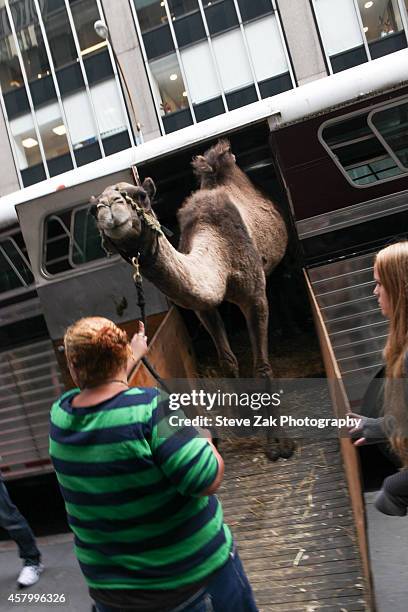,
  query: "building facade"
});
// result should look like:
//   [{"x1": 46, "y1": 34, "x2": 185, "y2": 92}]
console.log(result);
[{"x1": 0, "y1": 0, "x2": 407, "y2": 192}]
